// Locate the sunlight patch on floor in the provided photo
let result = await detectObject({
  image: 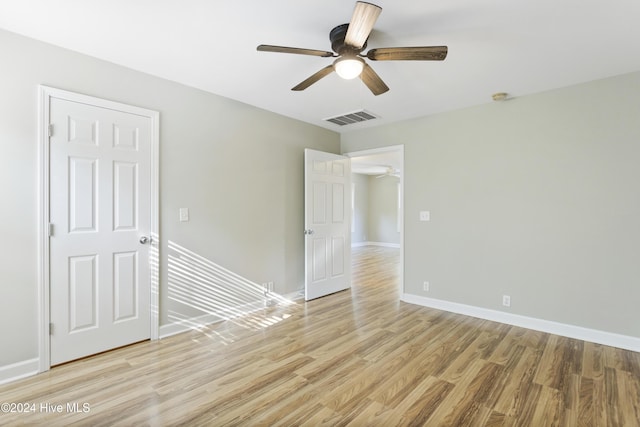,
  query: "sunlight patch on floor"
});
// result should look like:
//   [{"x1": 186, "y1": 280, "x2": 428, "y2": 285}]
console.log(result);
[{"x1": 166, "y1": 240, "x2": 298, "y2": 337}]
